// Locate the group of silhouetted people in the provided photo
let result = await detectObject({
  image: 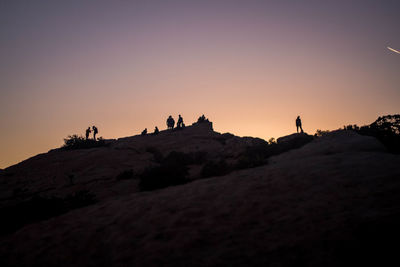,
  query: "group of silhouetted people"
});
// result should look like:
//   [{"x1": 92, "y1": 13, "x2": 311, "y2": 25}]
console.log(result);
[
  {"x1": 197, "y1": 114, "x2": 207, "y2": 123},
  {"x1": 166, "y1": 114, "x2": 185, "y2": 130},
  {"x1": 141, "y1": 114, "x2": 189, "y2": 136},
  {"x1": 85, "y1": 115, "x2": 303, "y2": 140},
  {"x1": 85, "y1": 126, "x2": 98, "y2": 140}
]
